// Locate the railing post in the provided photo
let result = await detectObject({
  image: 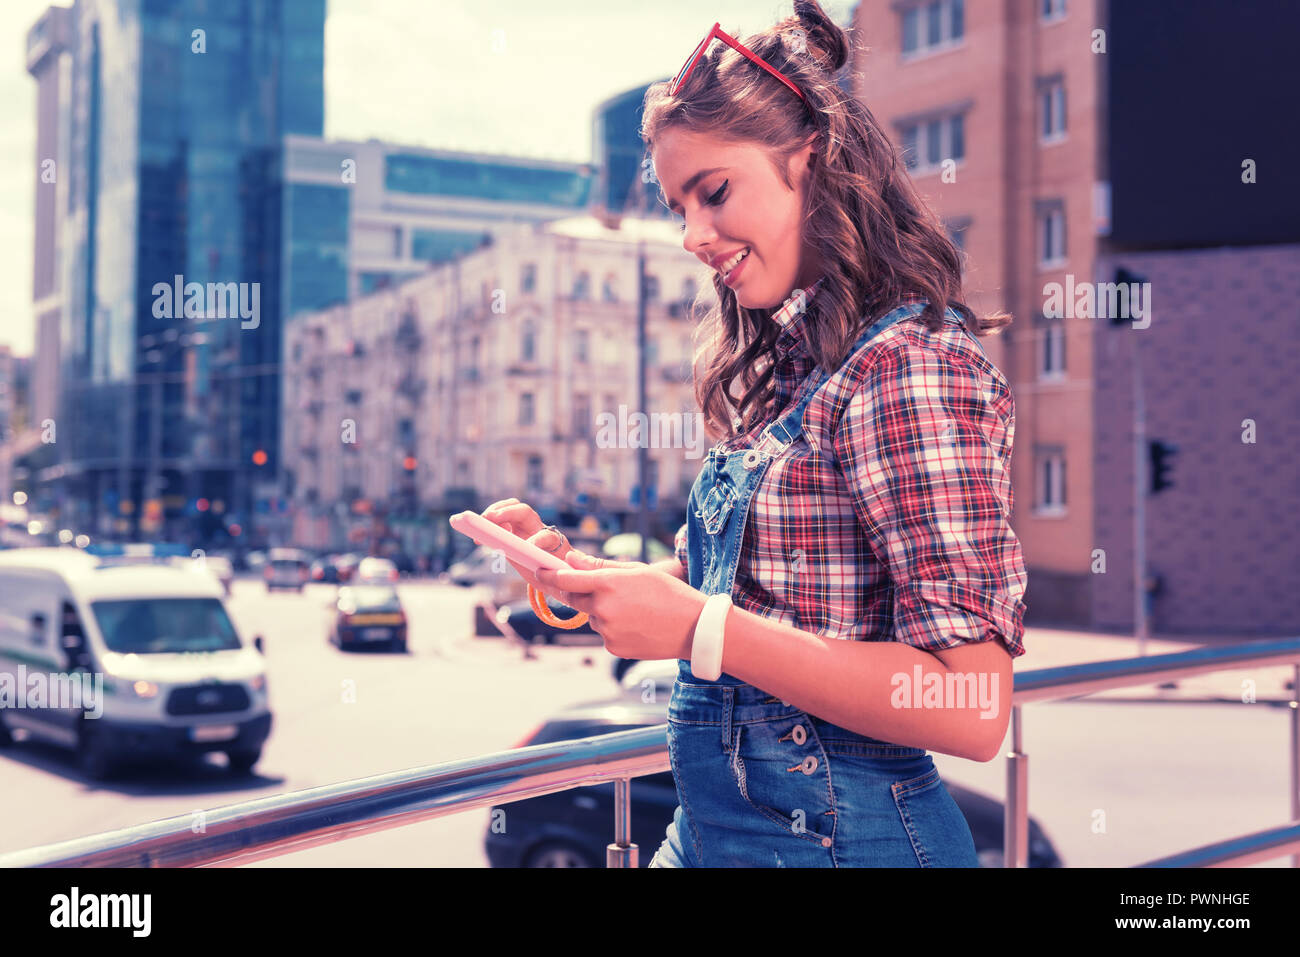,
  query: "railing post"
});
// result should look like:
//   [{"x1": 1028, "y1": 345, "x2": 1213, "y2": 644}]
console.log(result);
[
  {"x1": 1005, "y1": 704, "x2": 1029, "y2": 868},
  {"x1": 606, "y1": 777, "x2": 638, "y2": 867},
  {"x1": 1291, "y1": 664, "x2": 1299, "y2": 868}
]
